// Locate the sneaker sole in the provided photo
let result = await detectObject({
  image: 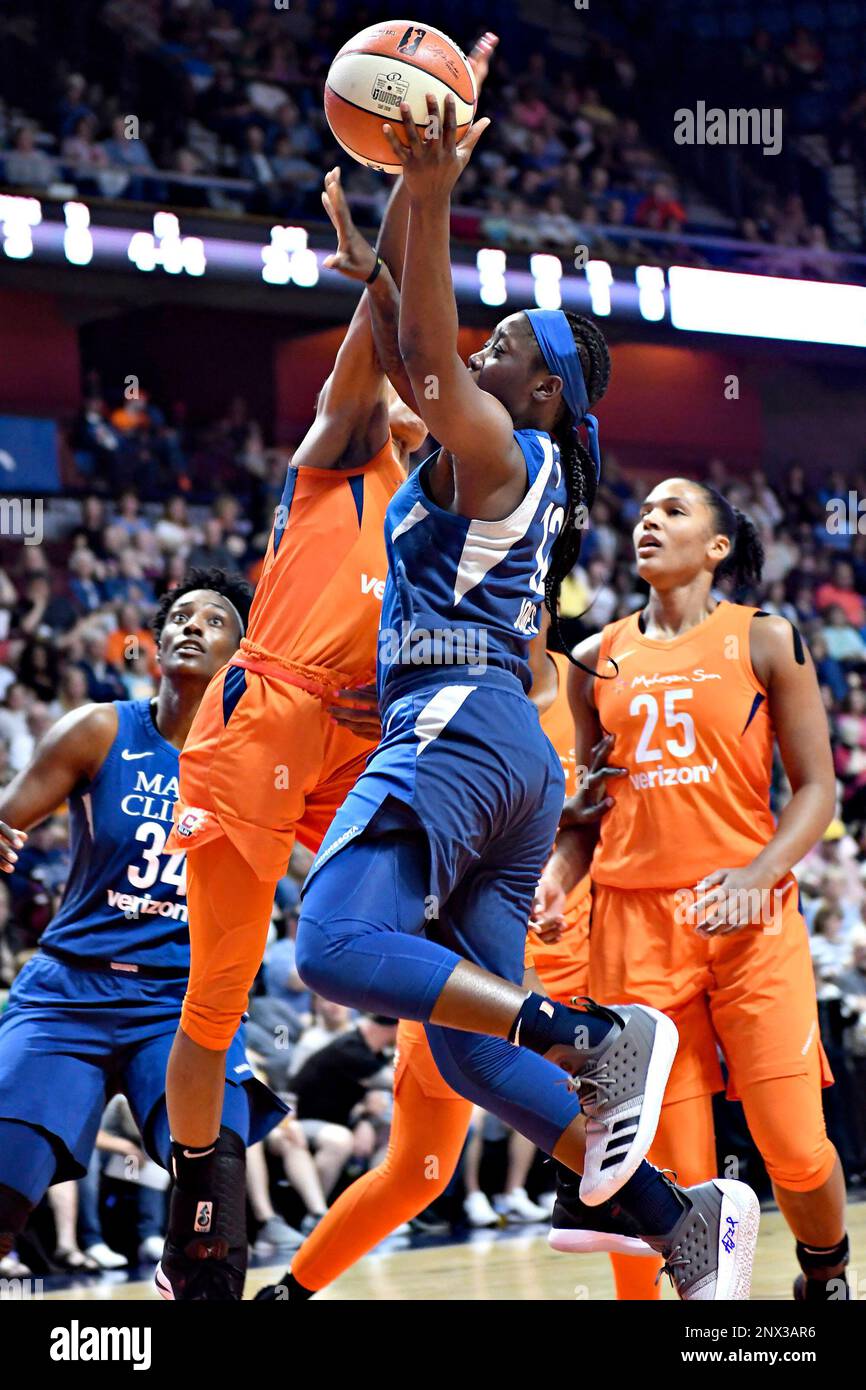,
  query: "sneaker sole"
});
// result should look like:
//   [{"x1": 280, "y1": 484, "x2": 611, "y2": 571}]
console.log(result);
[
  {"x1": 154, "y1": 1263, "x2": 174, "y2": 1302},
  {"x1": 580, "y1": 1006, "x2": 679, "y2": 1207},
  {"x1": 710, "y1": 1179, "x2": 760, "y2": 1302},
  {"x1": 548, "y1": 1228, "x2": 658, "y2": 1257}
]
